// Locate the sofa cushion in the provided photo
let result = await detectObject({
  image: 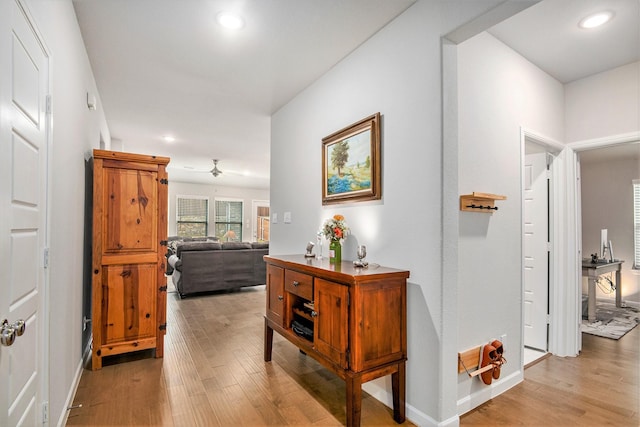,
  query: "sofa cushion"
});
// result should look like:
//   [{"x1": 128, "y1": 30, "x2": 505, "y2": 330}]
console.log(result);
[
  {"x1": 176, "y1": 241, "x2": 222, "y2": 257},
  {"x1": 251, "y1": 242, "x2": 269, "y2": 249},
  {"x1": 167, "y1": 254, "x2": 182, "y2": 271},
  {"x1": 222, "y1": 242, "x2": 253, "y2": 250}
]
